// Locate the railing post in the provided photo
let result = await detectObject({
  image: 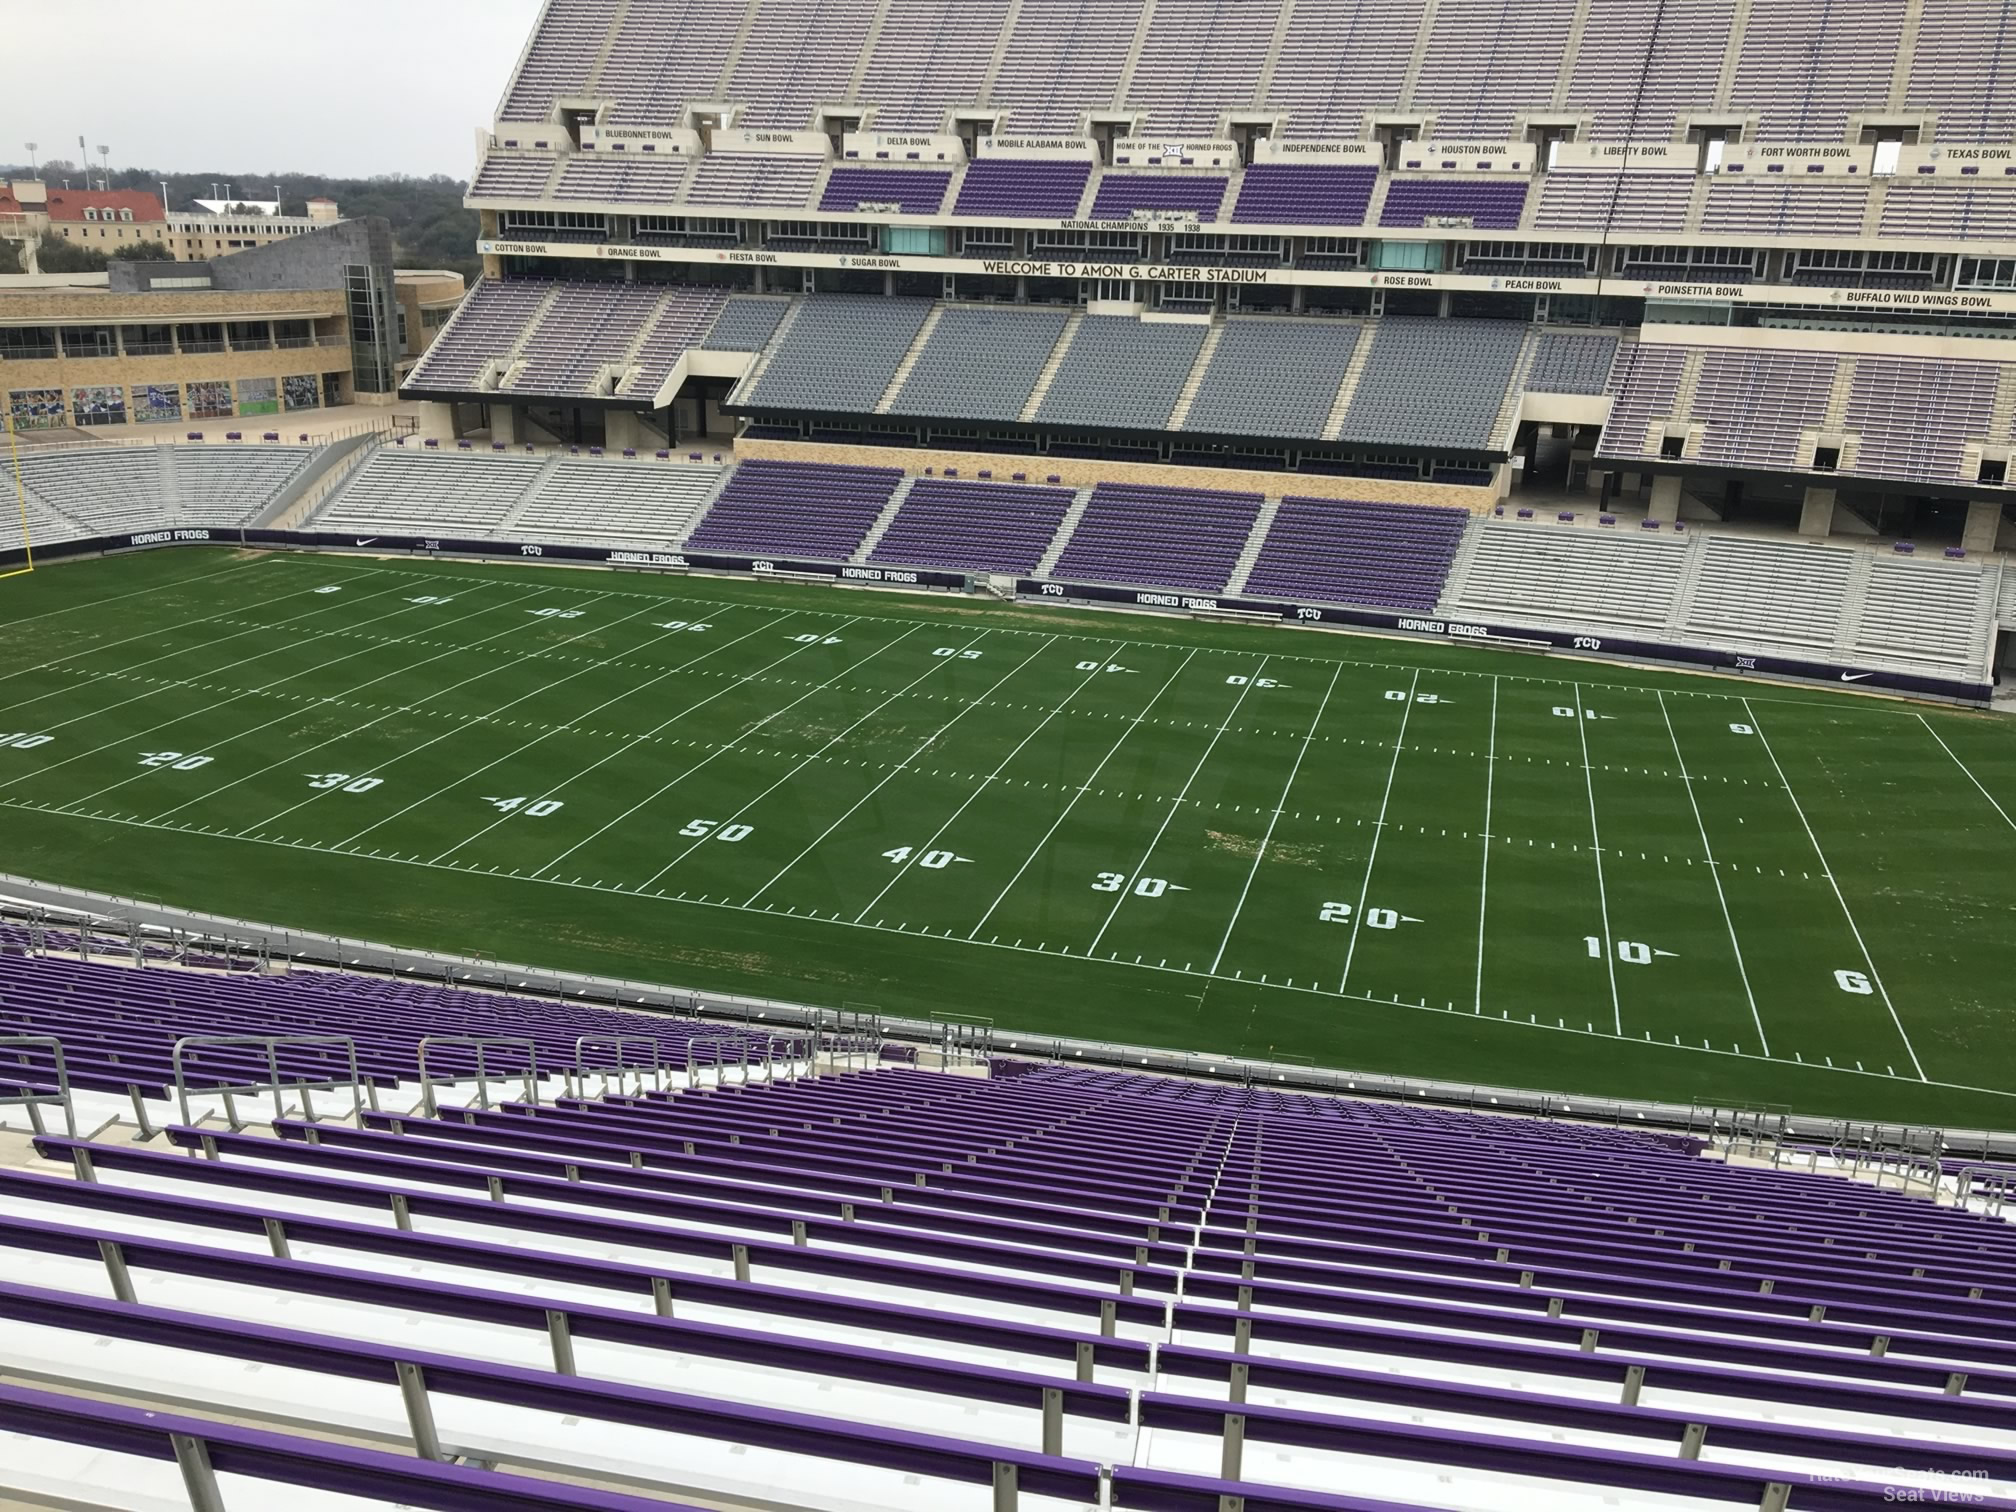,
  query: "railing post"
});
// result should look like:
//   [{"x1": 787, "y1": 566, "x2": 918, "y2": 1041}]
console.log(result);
[
  {"x1": 1041, "y1": 1385, "x2": 1063, "y2": 1455},
  {"x1": 396, "y1": 1360, "x2": 445, "y2": 1461},
  {"x1": 99, "y1": 1239, "x2": 136, "y2": 1303},
  {"x1": 546, "y1": 1309, "x2": 577, "y2": 1374},
  {"x1": 1220, "y1": 1411, "x2": 1245, "y2": 1480},
  {"x1": 170, "y1": 1432, "x2": 228, "y2": 1512},
  {"x1": 991, "y1": 1460, "x2": 1017, "y2": 1512}
]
